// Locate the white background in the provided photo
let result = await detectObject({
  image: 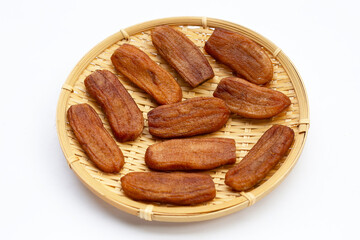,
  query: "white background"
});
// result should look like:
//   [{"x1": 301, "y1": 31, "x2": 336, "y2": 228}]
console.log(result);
[{"x1": 1, "y1": 0, "x2": 359, "y2": 239}]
